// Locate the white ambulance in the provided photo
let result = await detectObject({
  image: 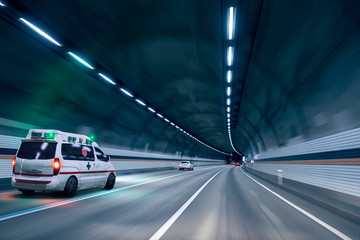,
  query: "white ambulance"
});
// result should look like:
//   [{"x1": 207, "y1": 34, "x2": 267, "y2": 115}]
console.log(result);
[{"x1": 11, "y1": 129, "x2": 116, "y2": 197}]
